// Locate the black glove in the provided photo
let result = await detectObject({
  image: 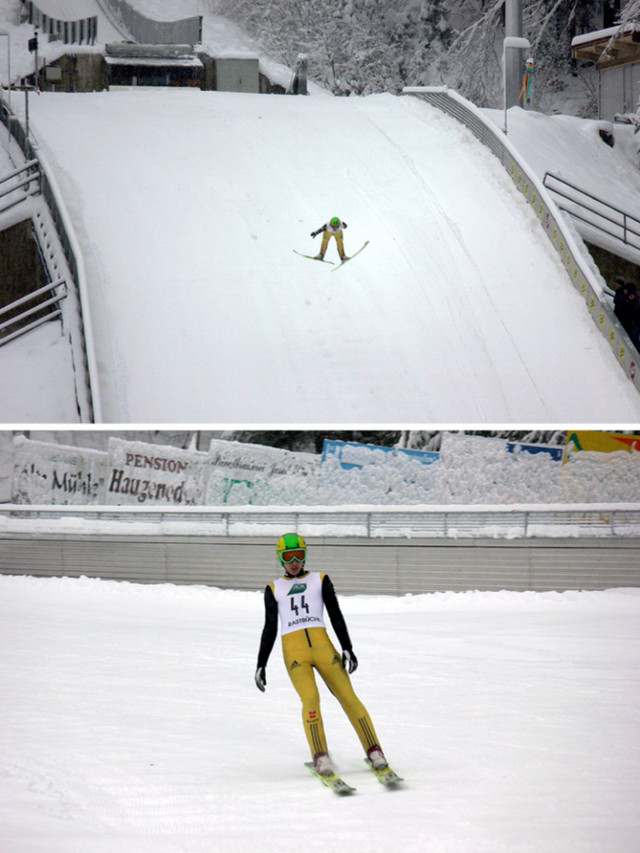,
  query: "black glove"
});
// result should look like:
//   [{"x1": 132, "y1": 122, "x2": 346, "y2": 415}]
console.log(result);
[
  {"x1": 310, "y1": 230, "x2": 318, "y2": 238},
  {"x1": 342, "y1": 649, "x2": 358, "y2": 674},
  {"x1": 255, "y1": 666, "x2": 267, "y2": 692}
]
